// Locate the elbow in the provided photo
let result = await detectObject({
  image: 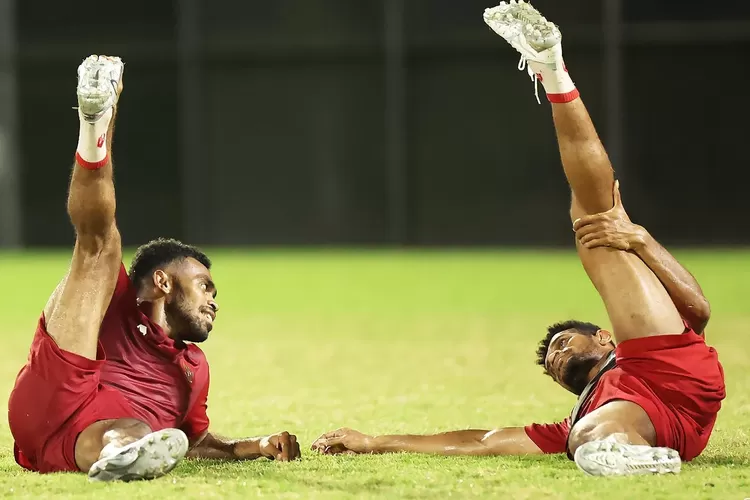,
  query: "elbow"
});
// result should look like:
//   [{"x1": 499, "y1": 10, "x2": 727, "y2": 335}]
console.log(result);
[
  {"x1": 478, "y1": 429, "x2": 503, "y2": 456},
  {"x1": 696, "y1": 297, "x2": 711, "y2": 323}
]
